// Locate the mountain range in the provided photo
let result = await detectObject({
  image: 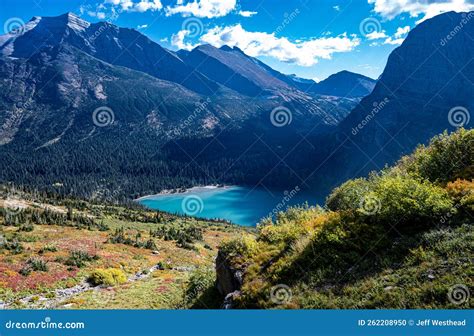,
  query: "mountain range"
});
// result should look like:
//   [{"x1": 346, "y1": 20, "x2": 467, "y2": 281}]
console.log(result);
[{"x1": 0, "y1": 11, "x2": 471, "y2": 199}]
